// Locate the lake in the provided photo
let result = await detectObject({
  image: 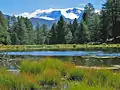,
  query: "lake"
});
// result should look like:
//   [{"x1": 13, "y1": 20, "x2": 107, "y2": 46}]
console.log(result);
[
  {"x1": 0, "y1": 50, "x2": 120, "y2": 67},
  {"x1": 1, "y1": 51, "x2": 120, "y2": 57}
]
